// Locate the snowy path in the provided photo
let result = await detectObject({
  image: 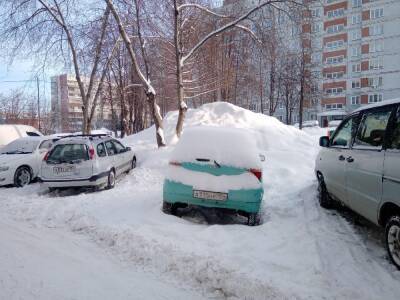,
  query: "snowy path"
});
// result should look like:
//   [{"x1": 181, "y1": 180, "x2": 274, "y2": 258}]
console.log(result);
[{"x1": 0, "y1": 217, "x2": 204, "y2": 300}]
